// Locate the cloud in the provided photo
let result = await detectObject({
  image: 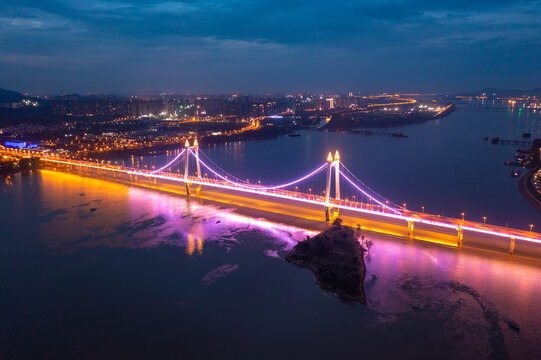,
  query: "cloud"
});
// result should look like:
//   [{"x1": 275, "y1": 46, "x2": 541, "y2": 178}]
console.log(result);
[
  {"x1": 0, "y1": 8, "x2": 72, "y2": 31},
  {"x1": 0, "y1": 0, "x2": 540, "y2": 93},
  {"x1": 146, "y1": 1, "x2": 198, "y2": 14},
  {"x1": 0, "y1": 52, "x2": 52, "y2": 65}
]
